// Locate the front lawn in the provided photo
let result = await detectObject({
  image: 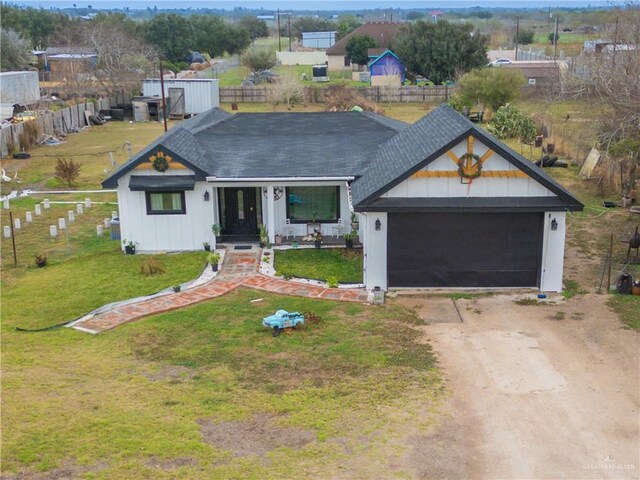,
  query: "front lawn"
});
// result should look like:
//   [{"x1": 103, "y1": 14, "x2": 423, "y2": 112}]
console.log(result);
[
  {"x1": 2, "y1": 283, "x2": 441, "y2": 478},
  {"x1": 274, "y1": 248, "x2": 363, "y2": 284}
]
